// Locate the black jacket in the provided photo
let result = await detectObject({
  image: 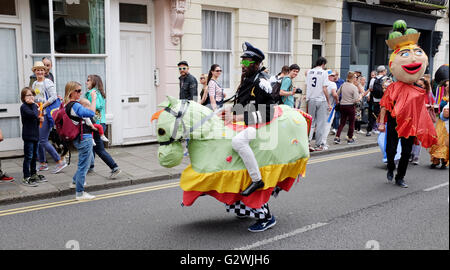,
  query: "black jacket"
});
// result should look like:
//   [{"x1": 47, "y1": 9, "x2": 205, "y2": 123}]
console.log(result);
[
  {"x1": 179, "y1": 73, "x2": 198, "y2": 100},
  {"x1": 234, "y1": 70, "x2": 275, "y2": 125},
  {"x1": 20, "y1": 103, "x2": 40, "y2": 142}
]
